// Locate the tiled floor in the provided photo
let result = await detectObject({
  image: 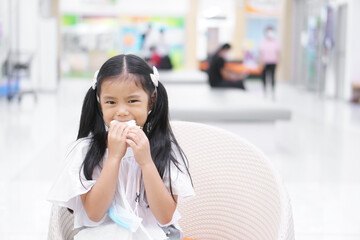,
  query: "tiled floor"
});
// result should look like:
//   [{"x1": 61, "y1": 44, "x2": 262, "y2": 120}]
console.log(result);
[{"x1": 1, "y1": 78, "x2": 360, "y2": 239}]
